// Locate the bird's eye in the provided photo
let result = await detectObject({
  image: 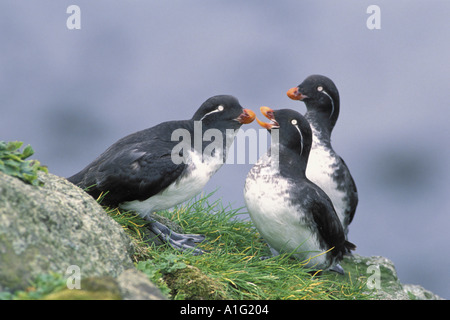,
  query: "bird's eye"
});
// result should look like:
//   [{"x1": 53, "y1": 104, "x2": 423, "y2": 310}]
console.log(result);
[
  {"x1": 291, "y1": 119, "x2": 298, "y2": 125},
  {"x1": 217, "y1": 105, "x2": 224, "y2": 111},
  {"x1": 317, "y1": 86, "x2": 323, "y2": 92}
]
